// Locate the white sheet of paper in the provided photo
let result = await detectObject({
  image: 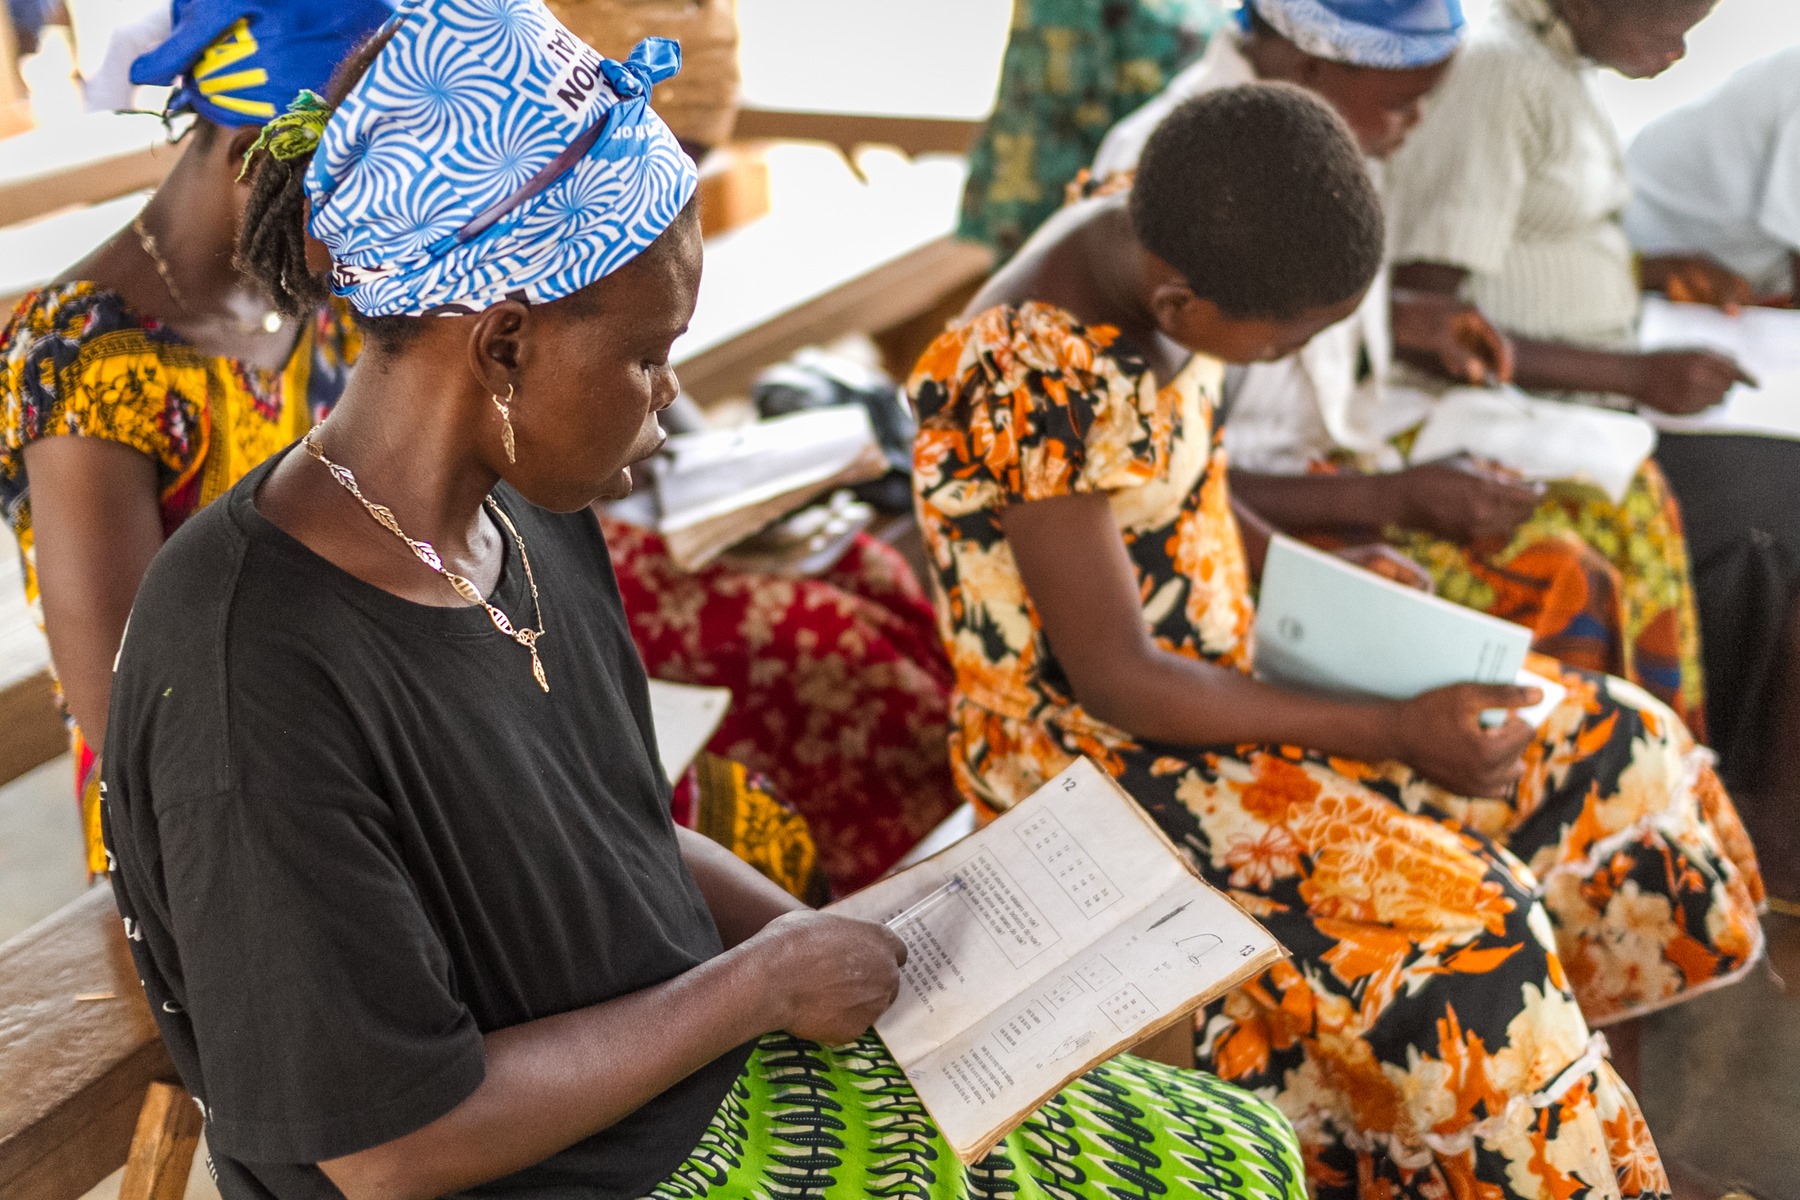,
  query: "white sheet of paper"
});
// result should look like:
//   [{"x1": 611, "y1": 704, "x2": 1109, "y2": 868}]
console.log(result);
[
  {"x1": 829, "y1": 758, "x2": 1283, "y2": 1163},
  {"x1": 645, "y1": 679, "x2": 732, "y2": 782},
  {"x1": 1408, "y1": 385, "x2": 1655, "y2": 504},
  {"x1": 1254, "y1": 535, "x2": 1532, "y2": 701},
  {"x1": 1483, "y1": 667, "x2": 1568, "y2": 731},
  {"x1": 1639, "y1": 298, "x2": 1800, "y2": 439}
]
